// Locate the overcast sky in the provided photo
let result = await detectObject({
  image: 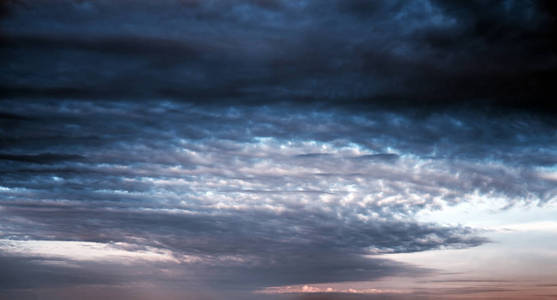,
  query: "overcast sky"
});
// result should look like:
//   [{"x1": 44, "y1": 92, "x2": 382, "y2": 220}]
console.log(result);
[{"x1": 1, "y1": 1, "x2": 557, "y2": 299}]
